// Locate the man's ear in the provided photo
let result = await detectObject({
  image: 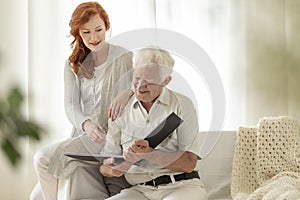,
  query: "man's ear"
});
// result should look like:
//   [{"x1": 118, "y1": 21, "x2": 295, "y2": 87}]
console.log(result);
[{"x1": 162, "y1": 76, "x2": 172, "y2": 86}]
